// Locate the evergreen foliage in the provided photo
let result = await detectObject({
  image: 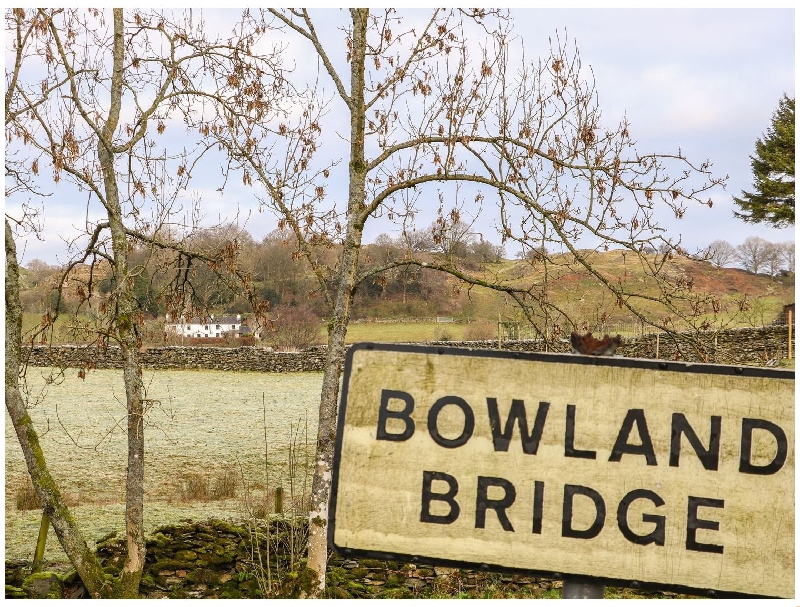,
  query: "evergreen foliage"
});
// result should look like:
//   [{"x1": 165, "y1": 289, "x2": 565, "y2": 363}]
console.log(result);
[{"x1": 733, "y1": 95, "x2": 795, "y2": 226}]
